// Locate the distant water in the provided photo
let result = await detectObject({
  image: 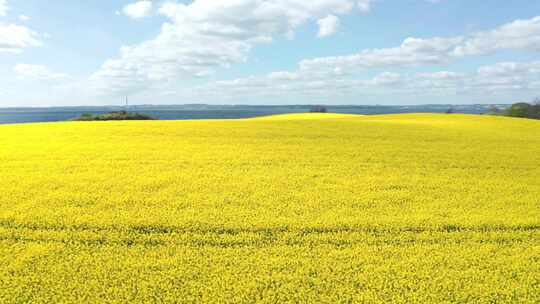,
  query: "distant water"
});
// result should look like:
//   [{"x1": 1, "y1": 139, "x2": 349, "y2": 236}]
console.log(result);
[{"x1": 0, "y1": 104, "x2": 503, "y2": 124}]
